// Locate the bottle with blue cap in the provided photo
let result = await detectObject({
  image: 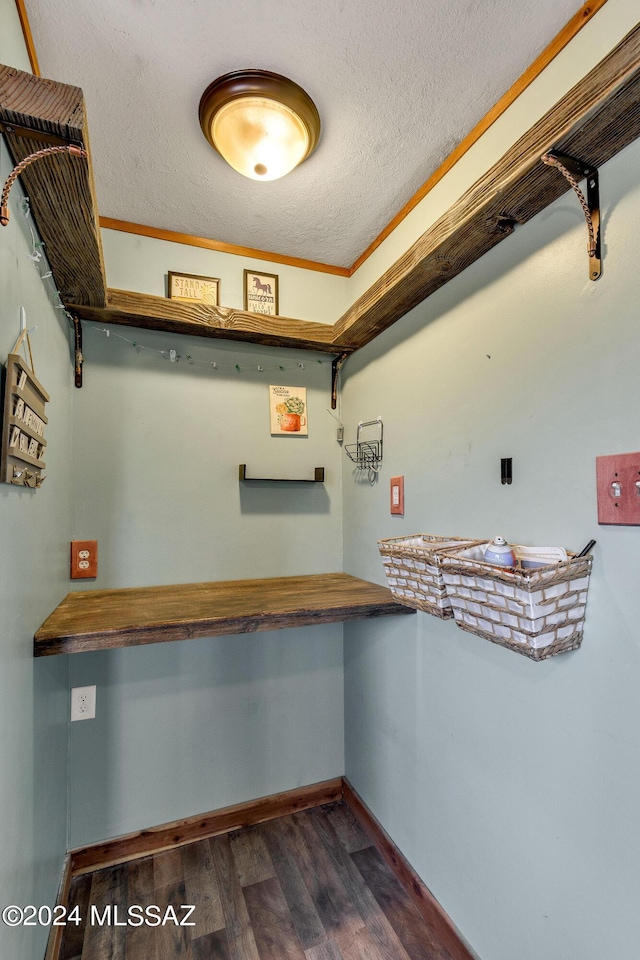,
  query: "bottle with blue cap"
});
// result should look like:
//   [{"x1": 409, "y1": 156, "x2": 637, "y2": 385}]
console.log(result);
[{"x1": 483, "y1": 535, "x2": 517, "y2": 567}]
